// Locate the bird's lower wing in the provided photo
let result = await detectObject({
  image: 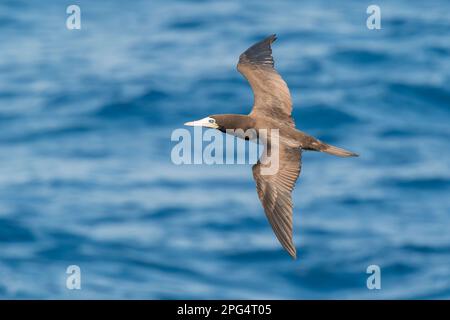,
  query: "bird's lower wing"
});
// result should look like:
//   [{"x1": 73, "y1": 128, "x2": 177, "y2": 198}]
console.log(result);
[{"x1": 252, "y1": 144, "x2": 302, "y2": 258}]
